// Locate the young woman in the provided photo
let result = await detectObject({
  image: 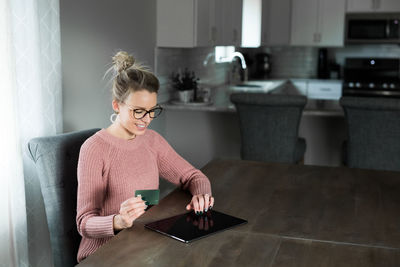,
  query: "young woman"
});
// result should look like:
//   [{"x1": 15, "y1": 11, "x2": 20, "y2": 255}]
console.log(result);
[{"x1": 76, "y1": 51, "x2": 214, "y2": 262}]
